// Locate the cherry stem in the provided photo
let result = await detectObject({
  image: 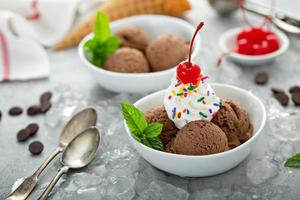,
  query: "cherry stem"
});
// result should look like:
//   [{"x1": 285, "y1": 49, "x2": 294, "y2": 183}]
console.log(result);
[
  {"x1": 260, "y1": 0, "x2": 274, "y2": 28},
  {"x1": 216, "y1": 51, "x2": 230, "y2": 67},
  {"x1": 261, "y1": 16, "x2": 271, "y2": 28},
  {"x1": 238, "y1": 0, "x2": 252, "y2": 27},
  {"x1": 238, "y1": 0, "x2": 273, "y2": 28},
  {"x1": 188, "y1": 22, "x2": 204, "y2": 68}
]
